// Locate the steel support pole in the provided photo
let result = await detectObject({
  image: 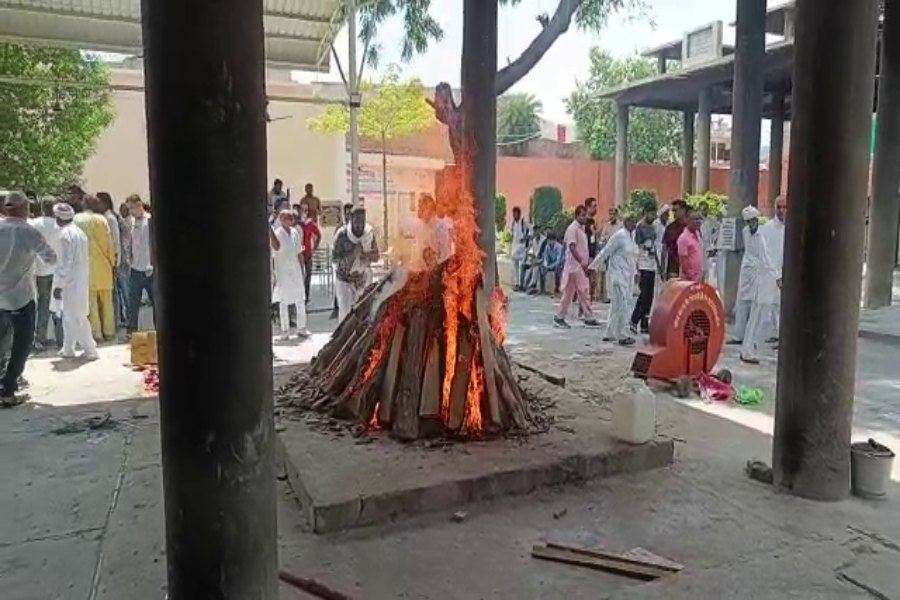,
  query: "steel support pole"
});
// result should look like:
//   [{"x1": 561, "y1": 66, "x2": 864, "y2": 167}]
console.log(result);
[
  {"x1": 140, "y1": 0, "x2": 278, "y2": 596},
  {"x1": 348, "y1": 0, "x2": 361, "y2": 206},
  {"x1": 773, "y1": 0, "x2": 879, "y2": 501}
]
